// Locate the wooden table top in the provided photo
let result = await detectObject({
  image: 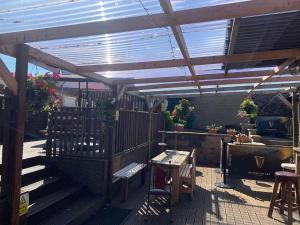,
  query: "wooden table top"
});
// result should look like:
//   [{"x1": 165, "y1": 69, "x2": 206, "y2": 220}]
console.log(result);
[{"x1": 152, "y1": 150, "x2": 190, "y2": 167}]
